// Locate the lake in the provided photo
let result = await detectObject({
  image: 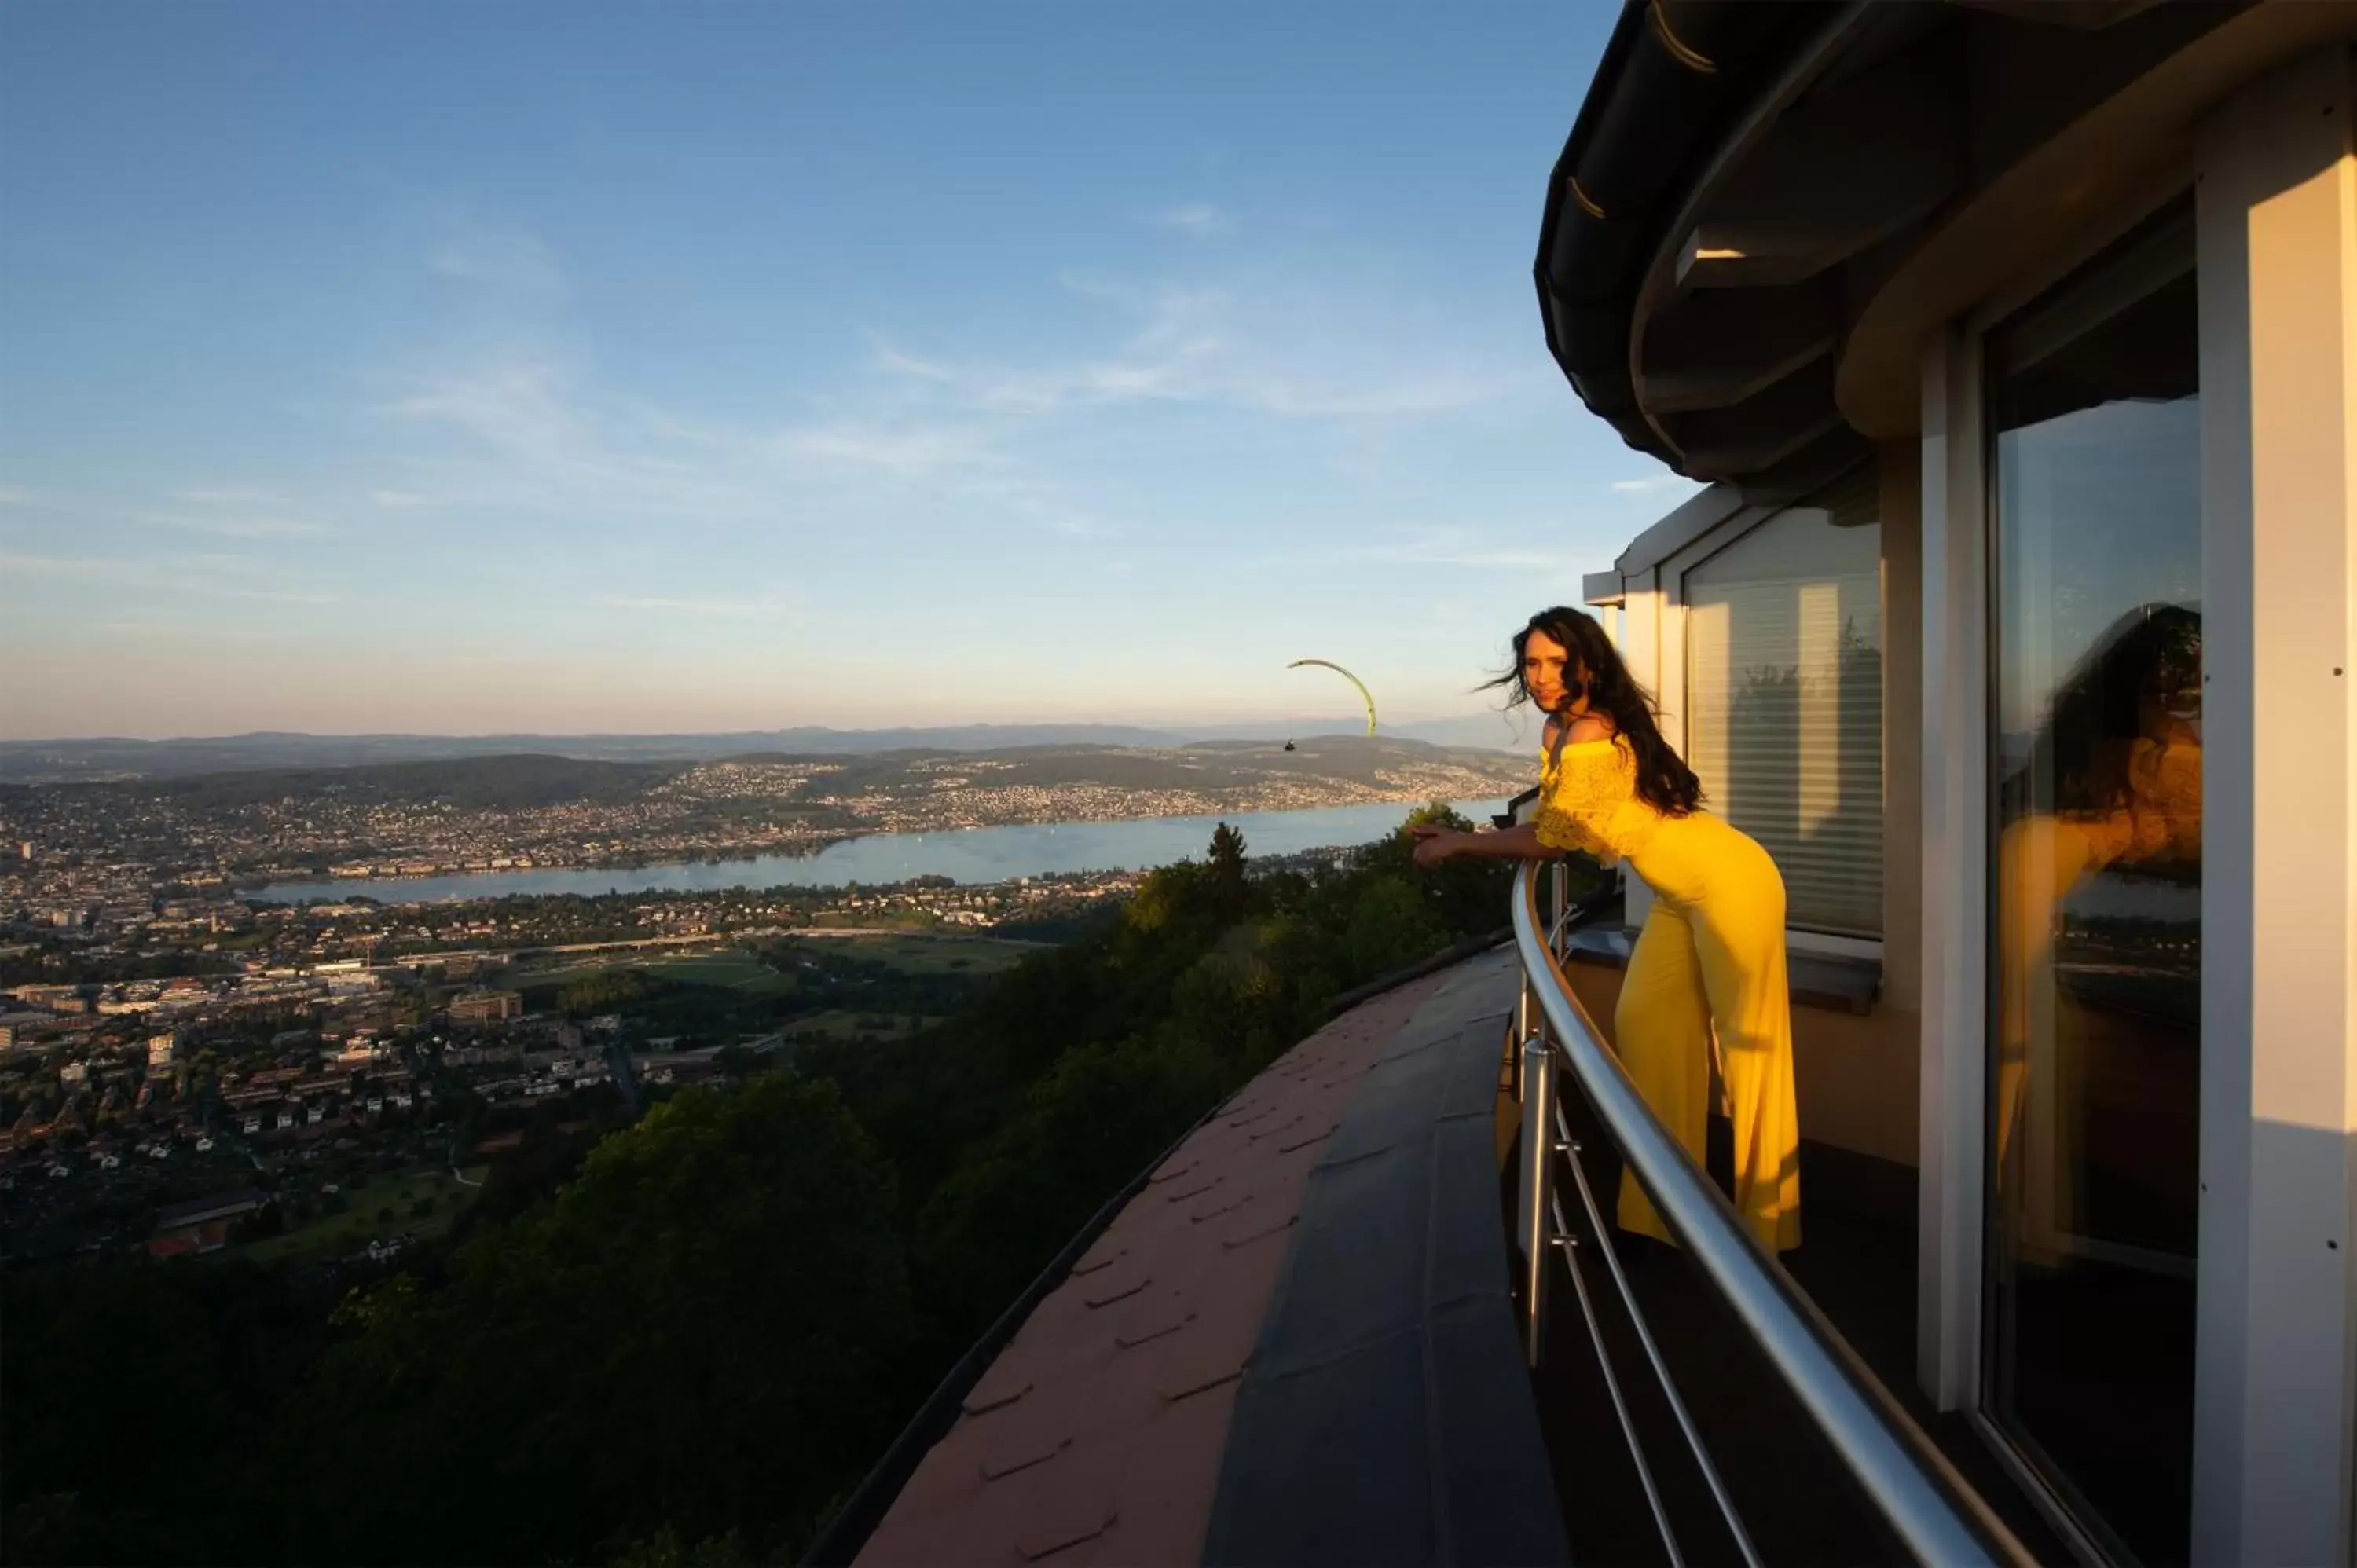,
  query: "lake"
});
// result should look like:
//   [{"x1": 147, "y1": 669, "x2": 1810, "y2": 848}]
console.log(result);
[{"x1": 245, "y1": 799, "x2": 1510, "y2": 905}]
